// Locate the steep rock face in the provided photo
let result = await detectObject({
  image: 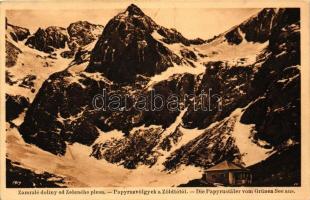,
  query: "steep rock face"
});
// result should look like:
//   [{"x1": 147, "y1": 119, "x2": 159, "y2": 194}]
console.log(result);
[
  {"x1": 182, "y1": 61, "x2": 254, "y2": 129},
  {"x1": 5, "y1": 20, "x2": 29, "y2": 67},
  {"x1": 67, "y1": 21, "x2": 104, "y2": 51},
  {"x1": 225, "y1": 8, "x2": 276, "y2": 44},
  {"x1": 164, "y1": 116, "x2": 242, "y2": 170},
  {"x1": 62, "y1": 21, "x2": 104, "y2": 59},
  {"x1": 26, "y1": 26, "x2": 68, "y2": 53},
  {"x1": 19, "y1": 71, "x2": 112, "y2": 155},
  {"x1": 241, "y1": 8, "x2": 300, "y2": 147},
  {"x1": 240, "y1": 8, "x2": 276, "y2": 43},
  {"x1": 22, "y1": 21, "x2": 103, "y2": 57},
  {"x1": 225, "y1": 28, "x2": 243, "y2": 45},
  {"x1": 19, "y1": 69, "x2": 197, "y2": 155},
  {"x1": 165, "y1": 8, "x2": 300, "y2": 170},
  {"x1": 86, "y1": 4, "x2": 182, "y2": 83},
  {"x1": 91, "y1": 127, "x2": 163, "y2": 169},
  {"x1": 183, "y1": 8, "x2": 300, "y2": 147}
]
